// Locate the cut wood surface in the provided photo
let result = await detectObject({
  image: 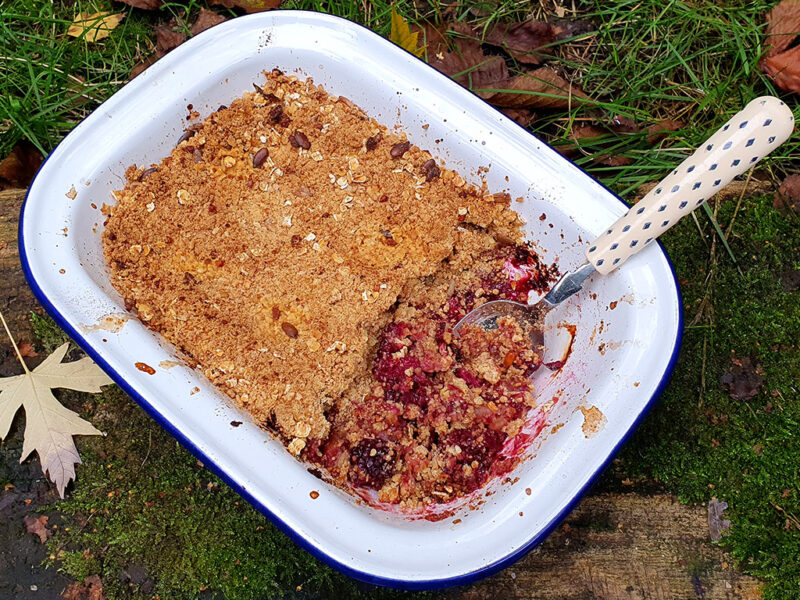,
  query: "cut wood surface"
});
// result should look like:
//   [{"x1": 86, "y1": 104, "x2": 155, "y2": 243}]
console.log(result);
[
  {"x1": 454, "y1": 493, "x2": 761, "y2": 600},
  {"x1": 0, "y1": 188, "x2": 762, "y2": 599}
]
